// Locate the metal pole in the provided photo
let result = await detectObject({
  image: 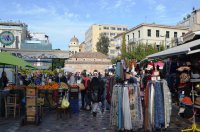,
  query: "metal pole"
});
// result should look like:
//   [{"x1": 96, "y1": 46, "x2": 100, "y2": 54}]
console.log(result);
[{"x1": 165, "y1": 35, "x2": 167, "y2": 49}]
